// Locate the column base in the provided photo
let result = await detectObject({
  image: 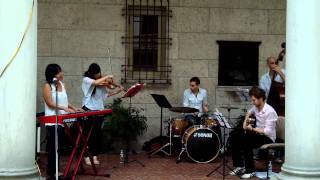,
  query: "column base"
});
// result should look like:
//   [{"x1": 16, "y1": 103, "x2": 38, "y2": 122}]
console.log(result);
[
  {"x1": 272, "y1": 164, "x2": 320, "y2": 180},
  {"x1": 0, "y1": 166, "x2": 40, "y2": 180}
]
